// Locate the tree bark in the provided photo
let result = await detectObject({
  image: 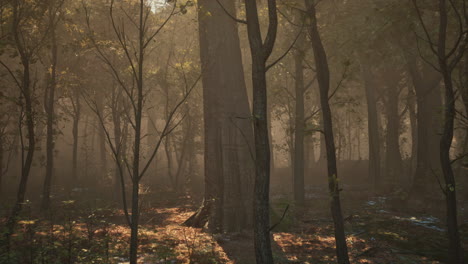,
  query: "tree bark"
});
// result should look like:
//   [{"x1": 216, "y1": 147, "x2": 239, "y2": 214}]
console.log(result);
[
  {"x1": 42, "y1": 1, "x2": 59, "y2": 211},
  {"x1": 6, "y1": 2, "x2": 36, "y2": 255},
  {"x1": 188, "y1": 0, "x2": 254, "y2": 233},
  {"x1": 436, "y1": 1, "x2": 463, "y2": 262},
  {"x1": 293, "y1": 31, "x2": 306, "y2": 205},
  {"x1": 0, "y1": 136, "x2": 3, "y2": 198},
  {"x1": 359, "y1": 56, "x2": 381, "y2": 189},
  {"x1": 305, "y1": 1, "x2": 350, "y2": 263},
  {"x1": 243, "y1": 0, "x2": 278, "y2": 262},
  {"x1": 407, "y1": 86, "x2": 417, "y2": 183},
  {"x1": 71, "y1": 88, "x2": 80, "y2": 182},
  {"x1": 383, "y1": 71, "x2": 403, "y2": 188},
  {"x1": 405, "y1": 54, "x2": 443, "y2": 200}
]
